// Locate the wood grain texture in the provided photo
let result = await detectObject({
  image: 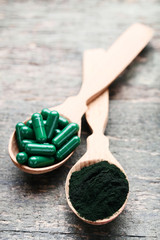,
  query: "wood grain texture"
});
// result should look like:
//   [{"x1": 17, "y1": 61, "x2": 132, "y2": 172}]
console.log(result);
[{"x1": 0, "y1": 0, "x2": 160, "y2": 239}]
